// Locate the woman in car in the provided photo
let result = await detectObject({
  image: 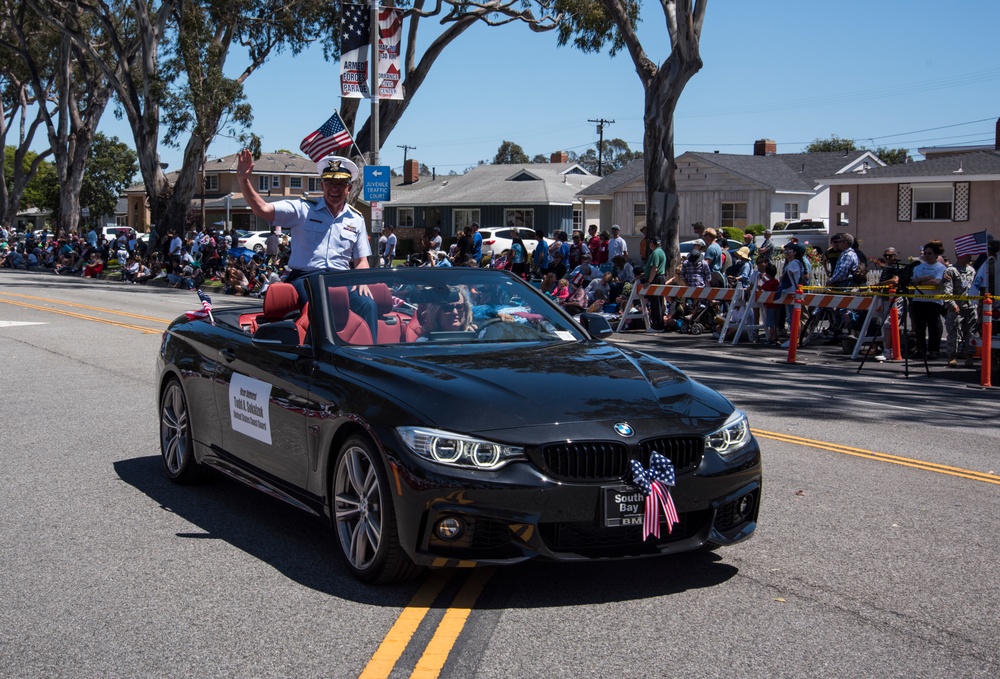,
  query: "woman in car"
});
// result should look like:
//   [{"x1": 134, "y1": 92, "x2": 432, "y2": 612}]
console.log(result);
[{"x1": 416, "y1": 287, "x2": 475, "y2": 336}]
